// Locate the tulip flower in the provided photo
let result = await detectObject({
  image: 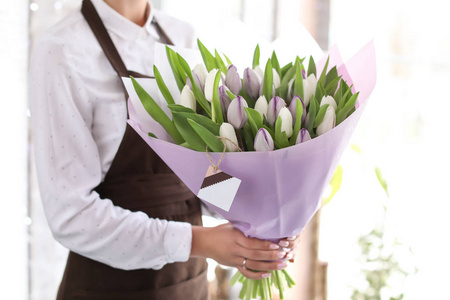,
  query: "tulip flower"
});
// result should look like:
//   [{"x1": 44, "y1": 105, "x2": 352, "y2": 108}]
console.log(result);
[
  {"x1": 295, "y1": 128, "x2": 311, "y2": 144},
  {"x1": 254, "y1": 65, "x2": 264, "y2": 80},
  {"x1": 254, "y1": 95, "x2": 268, "y2": 119},
  {"x1": 303, "y1": 73, "x2": 317, "y2": 106},
  {"x1": 227, "y1": 96, "x2": 248, "y2": 129},
  {"x1": 180, "y1": 85, "x2": 196, "y2": 111},
  {"x1": 243, "y1": 67, "x2": 262, "y2": 100},
  {"x1": 219, "y1": 85, "x2": 232, "y2": 114},
  {"x1": 193, "y1": 64, "x2": 208, "y2": 89},
  {"x1": 288, "y1": 95, "x2": 306, "y2": 125},
  {"x1": 316, "y1": 106, "x2": 336, "y2": 136},
  {"x1": 273, "y1": 69, "x2": 281, "y2": 89},
  {"x1": 225, "y1": 65, "x2": 242, "y2": 95},
  {"x1": 219, "y1": 122, "x2": 239, "y2": 152},
  {"x1": 204, "y1": 68, "x2": 219, "y2": 102},
  {"x1": 254, "y1": 128, "x2": 274, "y2": 151},
  {"x1": 267, "y1": 96, "x2": 286, "y2": 126},
  {"x1": 278, "y1": 107, "x2": 293, "y2": 138},
  {"x1": 320, "y1": 95, "x2": 337, "y2": 110}
]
